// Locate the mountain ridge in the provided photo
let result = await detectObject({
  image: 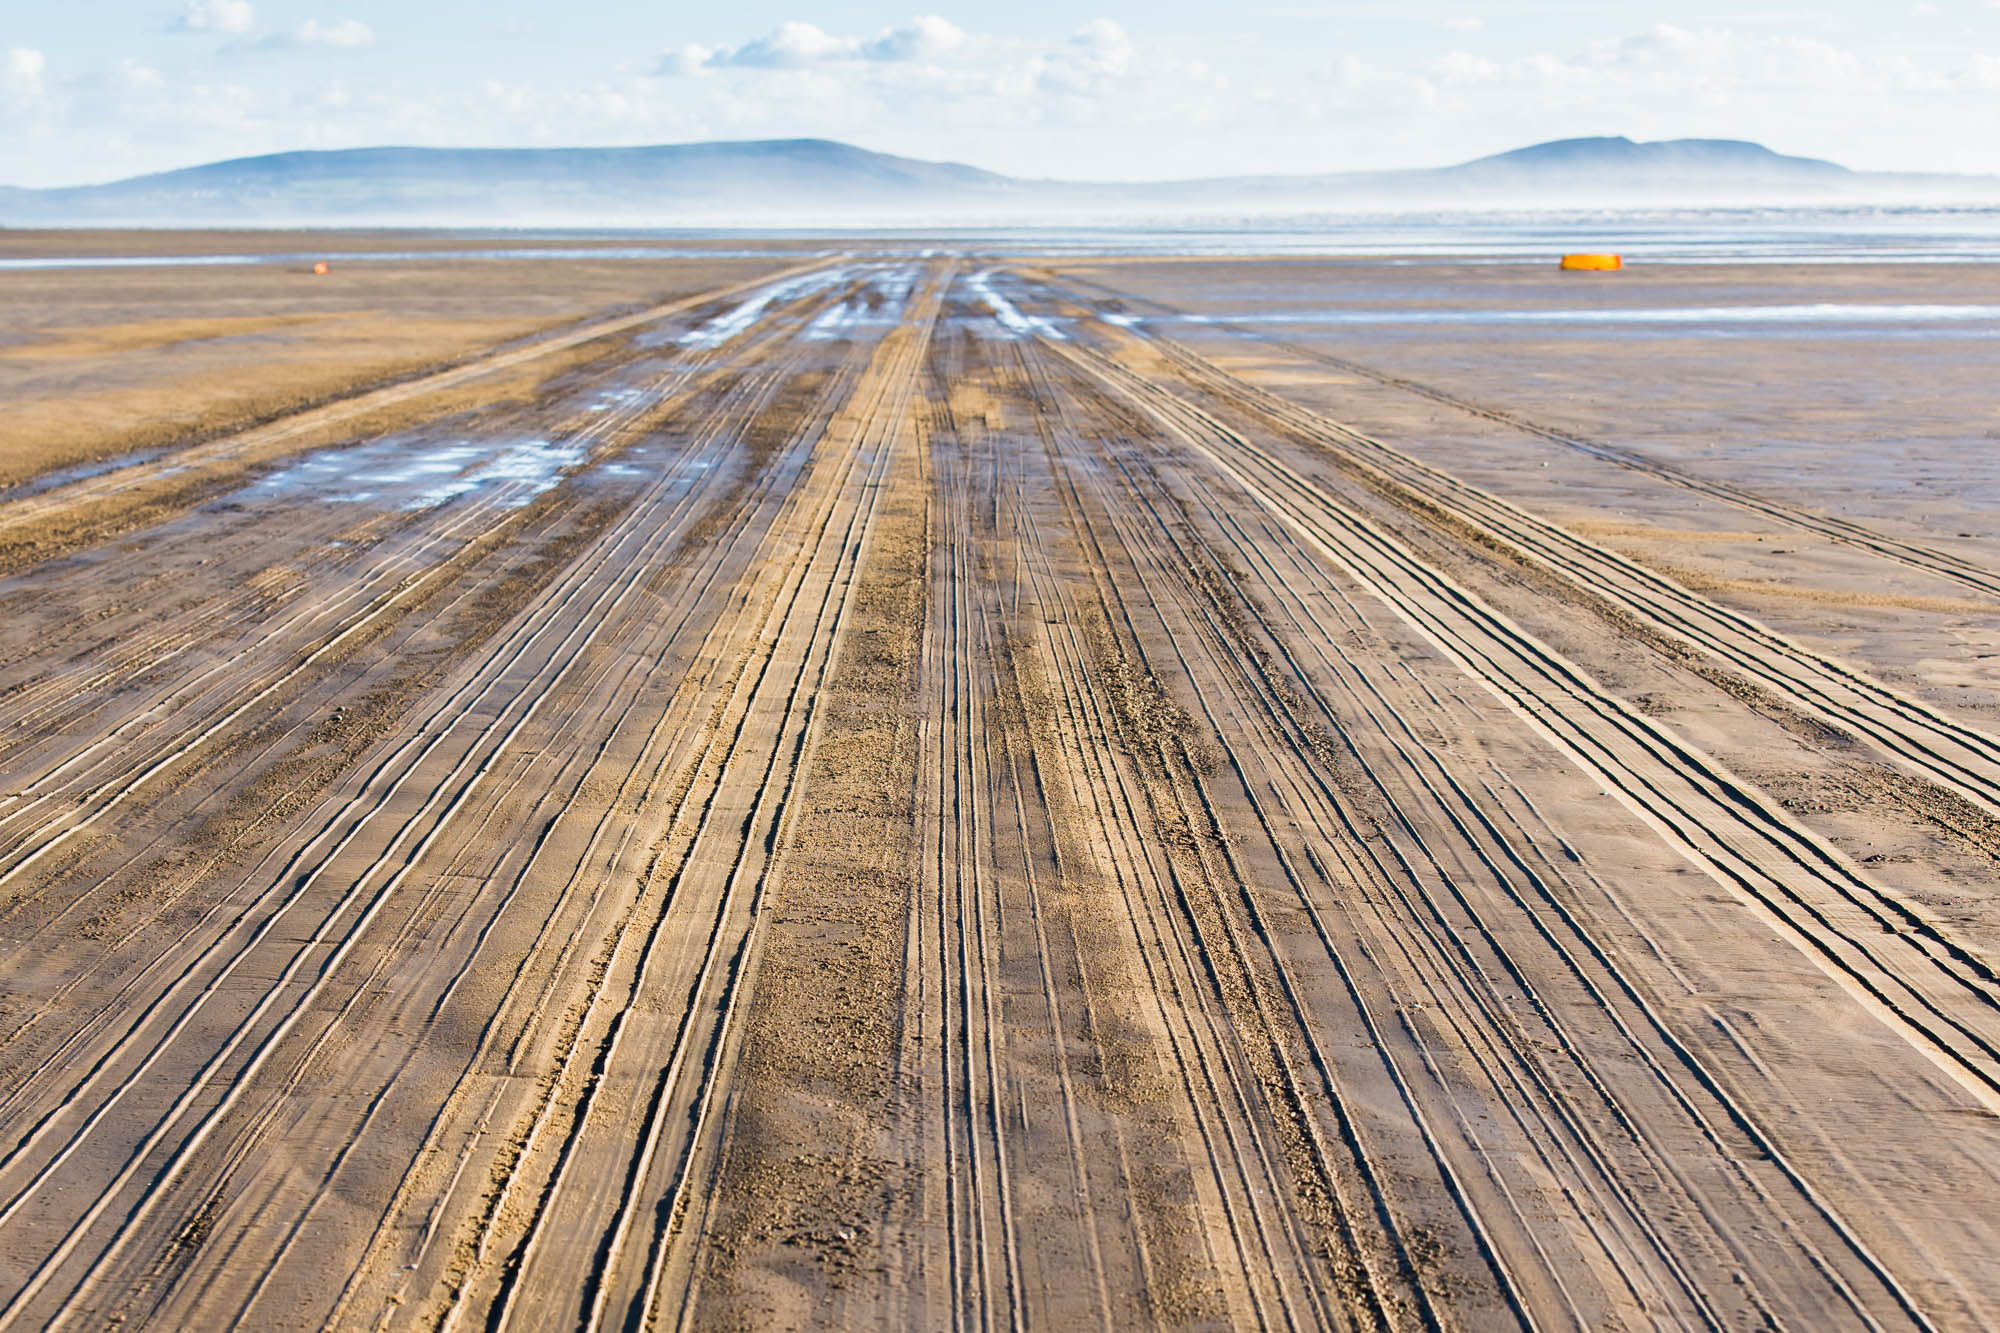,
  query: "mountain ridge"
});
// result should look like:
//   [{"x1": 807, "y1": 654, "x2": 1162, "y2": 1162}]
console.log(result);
[
  {"x1": 1453, "y1": 135, "x2": 1847, "y2": 177},
  {"x1": 1, "y1": 135, "x2": 1988, "y2": 225}
]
